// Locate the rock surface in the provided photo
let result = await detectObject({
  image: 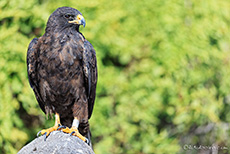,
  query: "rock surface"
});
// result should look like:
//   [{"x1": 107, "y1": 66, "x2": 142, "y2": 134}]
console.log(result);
[{"x1": 17, "y1": 131, "x2": 95, "y2": 154}]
